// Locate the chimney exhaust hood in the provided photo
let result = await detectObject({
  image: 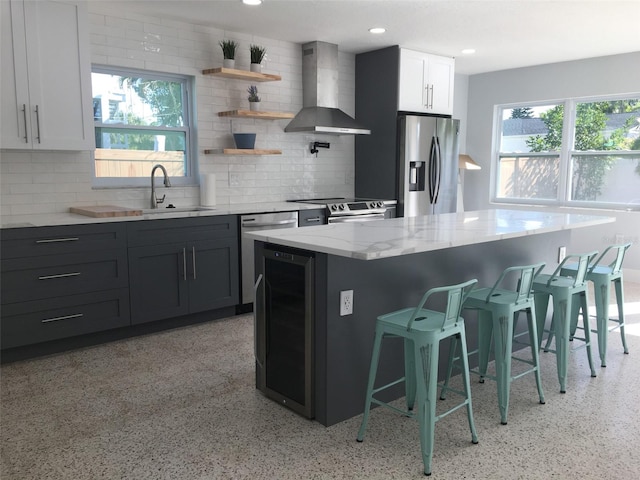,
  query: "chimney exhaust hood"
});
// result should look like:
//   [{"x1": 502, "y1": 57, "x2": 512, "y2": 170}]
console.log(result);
[{"x1": 285, "y1": 41, "x2": 370, "y2": 135}]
